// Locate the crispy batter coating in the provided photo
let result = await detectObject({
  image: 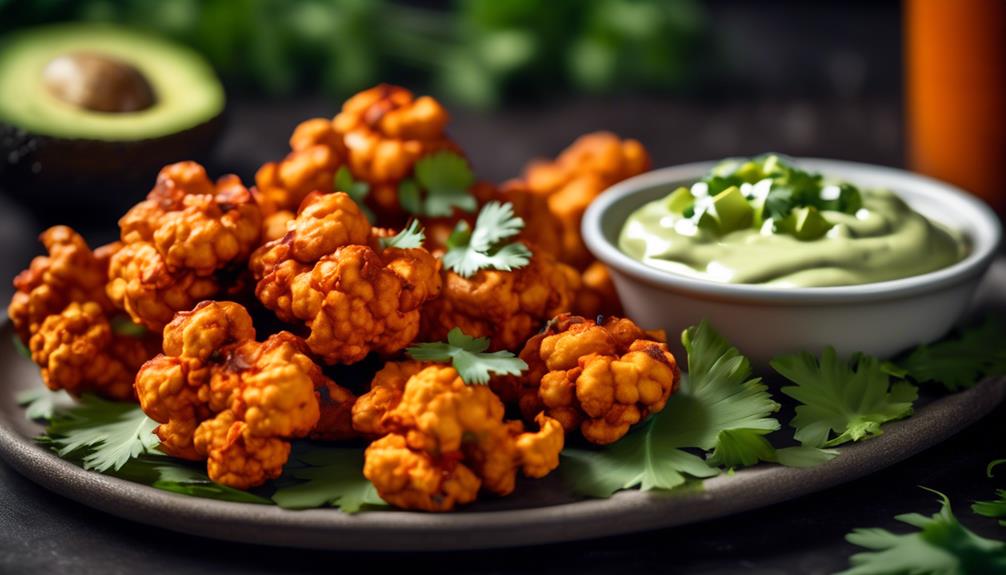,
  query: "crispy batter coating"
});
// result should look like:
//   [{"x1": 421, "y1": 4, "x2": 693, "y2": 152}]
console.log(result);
[
  {"x1": 251, "y1": 192, "x2": 441, "y2": 364},
  {"x1": 8, "y1": 226, "x2": 114, "y2": 343},
  {"x1": 8, "y1": 227, "x2": 156, "y2": 400},
  {"x1": 572, "y1": 261, "x2": 623, "y2": 318},
  {"x1": 108, "y1": 162, "x2": 262, "y2": 331},
  {"x1": 134, "y1": 301, "x2": 354, "y2": 488},
  {"x1": 351, "y1": 360, "x2": 427, "y2": 437},
  {"x1": 516, "y1": 132, "x2": 650, "y2": 269},
  {"x1": 420, "y1": 247, "x2": 580, "y2": 352},
  {"x1": 255, "y1": 118, "x2": 343, "y2": 213},
  {"x1": 29, "y1": 302, "x2": 153, "y2": 401},
  {"x1": 334, "y1": 84, "x2": 459, "y2": 220},
  {"x1": 360, "y1": 364, "x2": 564, "y2": 511},
  {"x1": 504, "y1": 313, "x2": 679, "y2": 445}
]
